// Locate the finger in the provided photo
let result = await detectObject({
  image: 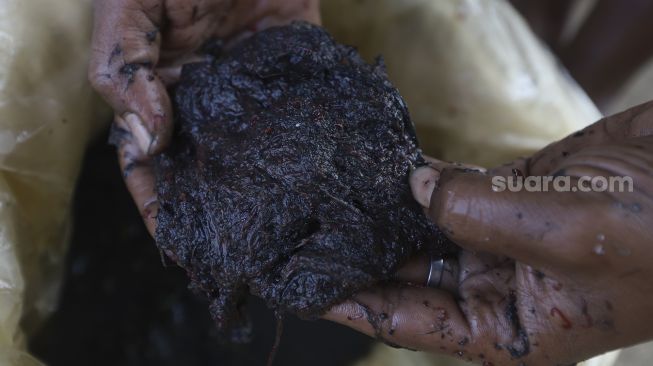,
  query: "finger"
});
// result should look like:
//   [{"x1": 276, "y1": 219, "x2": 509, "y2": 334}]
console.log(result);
[
  {"x1": 428, "y1": 164, "x2": 645, "y2": 269},
  {"x1": 394, "y1": 255, "x2": 430, "y2": 284},
  {"x1": 323, "y1": 286, "x2": 472, "y2": 353},
  {"x1": 113, "y1": 116, "x2": 158, "y2": 236},
  {"x1": 251, "y1": 0, "x2": 322, "y2": 30},
  {"x1": 156, "y1": 66, "x2": 182, "y2": 86},
  {"x1": 425, "y1": 104, "x2": 653, "y2": 267},
  {"x1": 410, "y1": 165, "x2": 440, "y2": 208},
  {"x1": 157, "y1": 54, "x2": 209, "y2": 86},
  {"x1": 324, "y1": 285, "x2": 534, "y2": 365},
  {"x1": 89, "y1": 0, "x2": 172, "y2": 155},
  {"x1": 394, "y1": 255, "x2": 460, "y2": 293},
  {"x1": 410, "y1": 158, "x2": 486, "y2": 209},
  {"x1": 422, "y1": 155, "x2": 487, "y2": 173},
  {"x1": 161, "y1": 8, "x2": 224, "y2": 59}
]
